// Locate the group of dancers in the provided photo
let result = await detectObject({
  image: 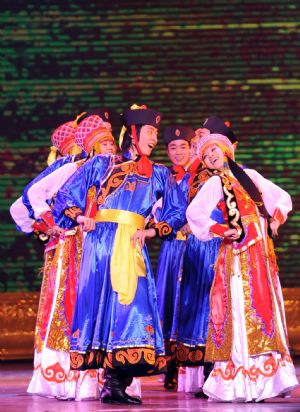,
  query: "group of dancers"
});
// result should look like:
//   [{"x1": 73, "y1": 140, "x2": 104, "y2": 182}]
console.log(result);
[{"x1": 10, "y1": 104, "x2": 298, "y2": 404}]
